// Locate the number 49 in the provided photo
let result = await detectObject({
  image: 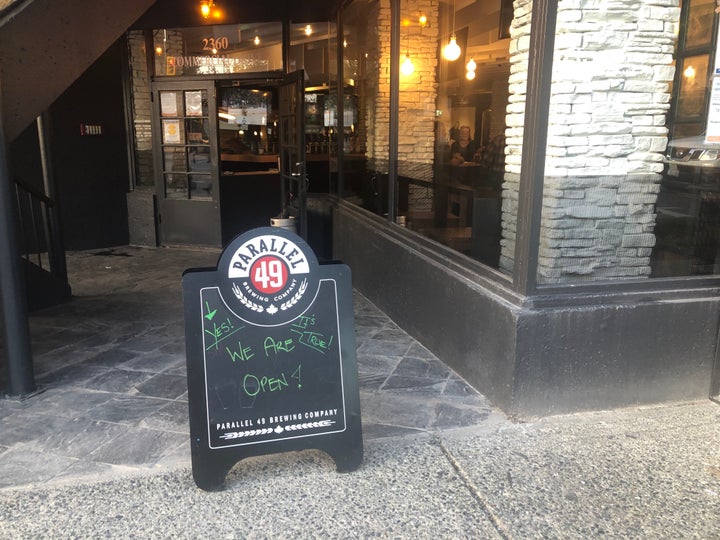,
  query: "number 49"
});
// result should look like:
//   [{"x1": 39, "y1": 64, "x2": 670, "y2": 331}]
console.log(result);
[{"x1": 254, "y1": 259, "x2": 284, "y2": 289}]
